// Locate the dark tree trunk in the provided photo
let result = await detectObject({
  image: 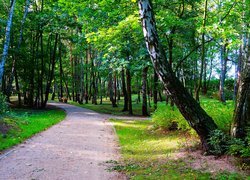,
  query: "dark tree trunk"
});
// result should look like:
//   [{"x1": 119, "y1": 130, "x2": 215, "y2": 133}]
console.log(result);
[
  {"x1": 121, "y1": 68, "x2": 128, "y2": 111},
  {"x1": 70, "y1": 45, "x2": 75, "y2": 102},
  {"x1": 233, "y1": 52, "x2": 241, "y2": 101},
  {"x1": 28, "y1": 69, "x2": 34, "y2": 107},
  {"x1": 114, "y1": 73, "x2": 117, "y2": 105},
  {"x1": 42, "y1": 33, "x2": 58, "y2": 108},
  {"x1": 142, "y1": 67, "x2": 149, "y2": 116},
  {"x1": 153, "y1": 70, "x2": 158, "y2": 109},
  {"x1": 109, "y1": 72, "x2": 118, "y2": 107},
  {"x1": 138, "y1": 0, "x2": 218, "y2": 152},
  {"x1": 51, "y1": 84, "x2": 56, "y2": 100},
  {"x1": 85, "y1": 48, "x2": 89, "y2": 104},
  {"x1": 99, "y1": 75, "x2": 103, "y2": 105},
  {"x1": 206, "y1": 58, "x2": 213, "y2": 93},
  {"x1": 231, "y1": 70, "x2": 250, "y2": 138},
  {"x1": 202, "y1": 60, "x2": 208, "y2": 95},
  {"x1": 14, "y1": 69, "x2": 21, "y2": 106},
  {"x1": 195, "y1": 0, "x2": 208, "y2": 102},
  {"x1": 126, "y1": 68, "x2": 133, "y2": 115},
  {"x1": 63, "y1": 74, "x2": 71, "y2": 100},
  {"x1": 59, "y1": 38, "x2": 63, "y2": 99},
  {"x1": 231, "y1": 32, "x2": 250, "y2": 138},
  {"x1": 219, "y1": 44, "x2": 228, "y2": 103},
  {"x1": 158, "y1": 91, "x2": 162, "y2": 102},
  {"x1": 137, "y1": 78, "x2": 141, "y2": 104},
  {"x1": 147, "y1": 79, "x2": 151, "y2": 108},
  {"x1": 91, "y1": 59, "x2": 97, "y2": 105}
]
